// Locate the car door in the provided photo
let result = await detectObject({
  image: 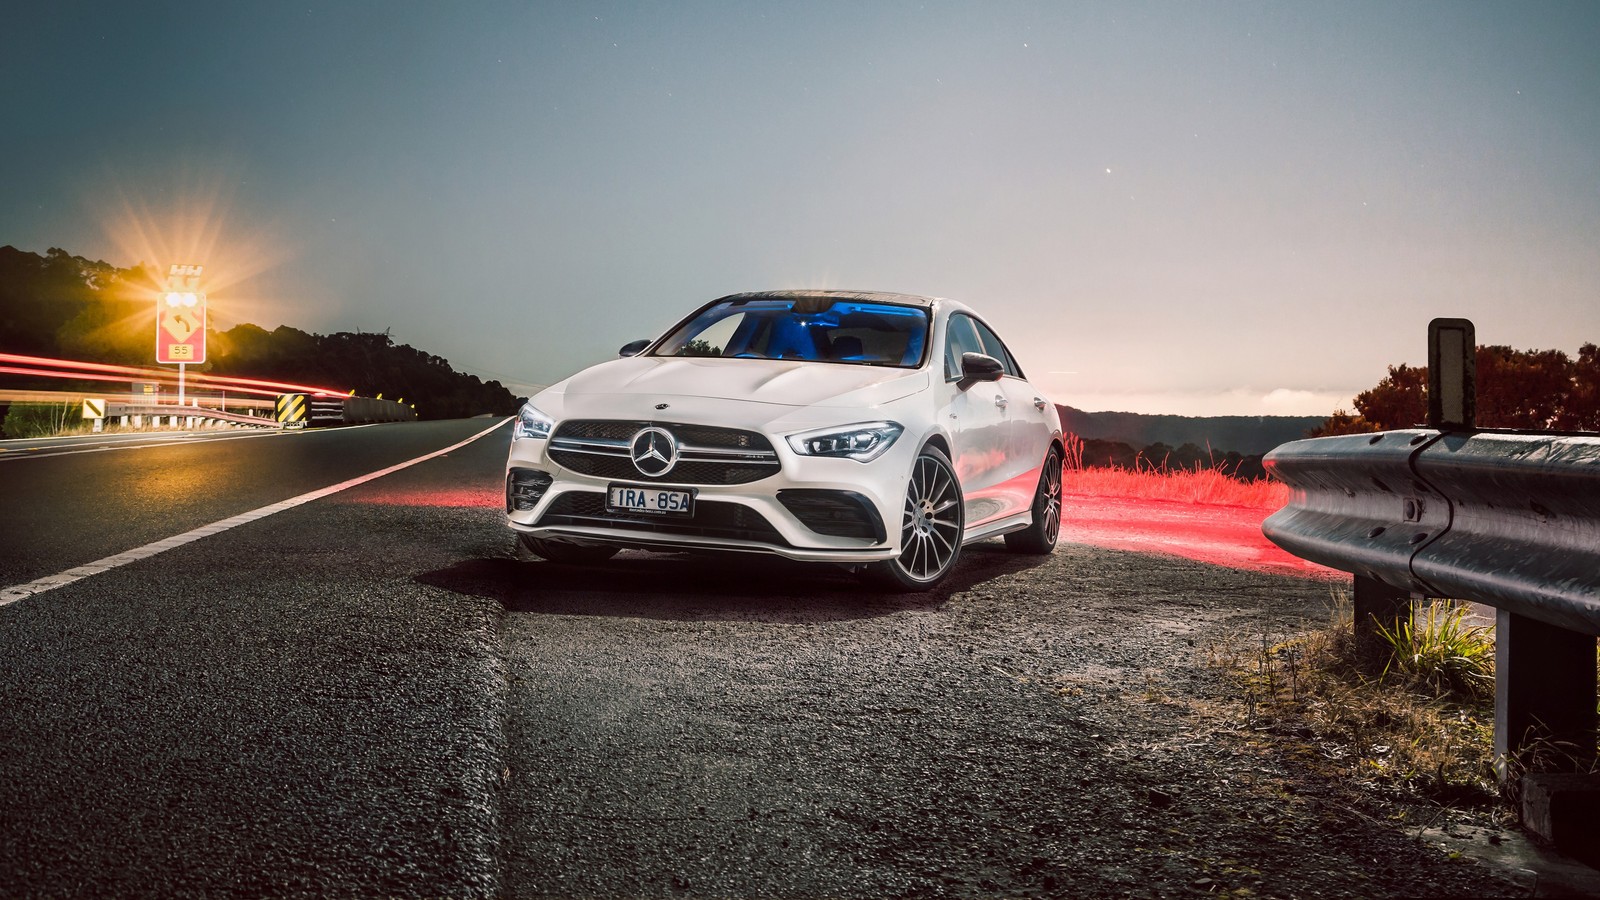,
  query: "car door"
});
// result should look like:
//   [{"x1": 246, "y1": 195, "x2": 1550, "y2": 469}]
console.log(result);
[
  {"x1": 938, "y1": 314, "x2": 1013, "y2": 527},
  {"x1": 969, "y1": 317, "x2": 1058, "y2": 518}
]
